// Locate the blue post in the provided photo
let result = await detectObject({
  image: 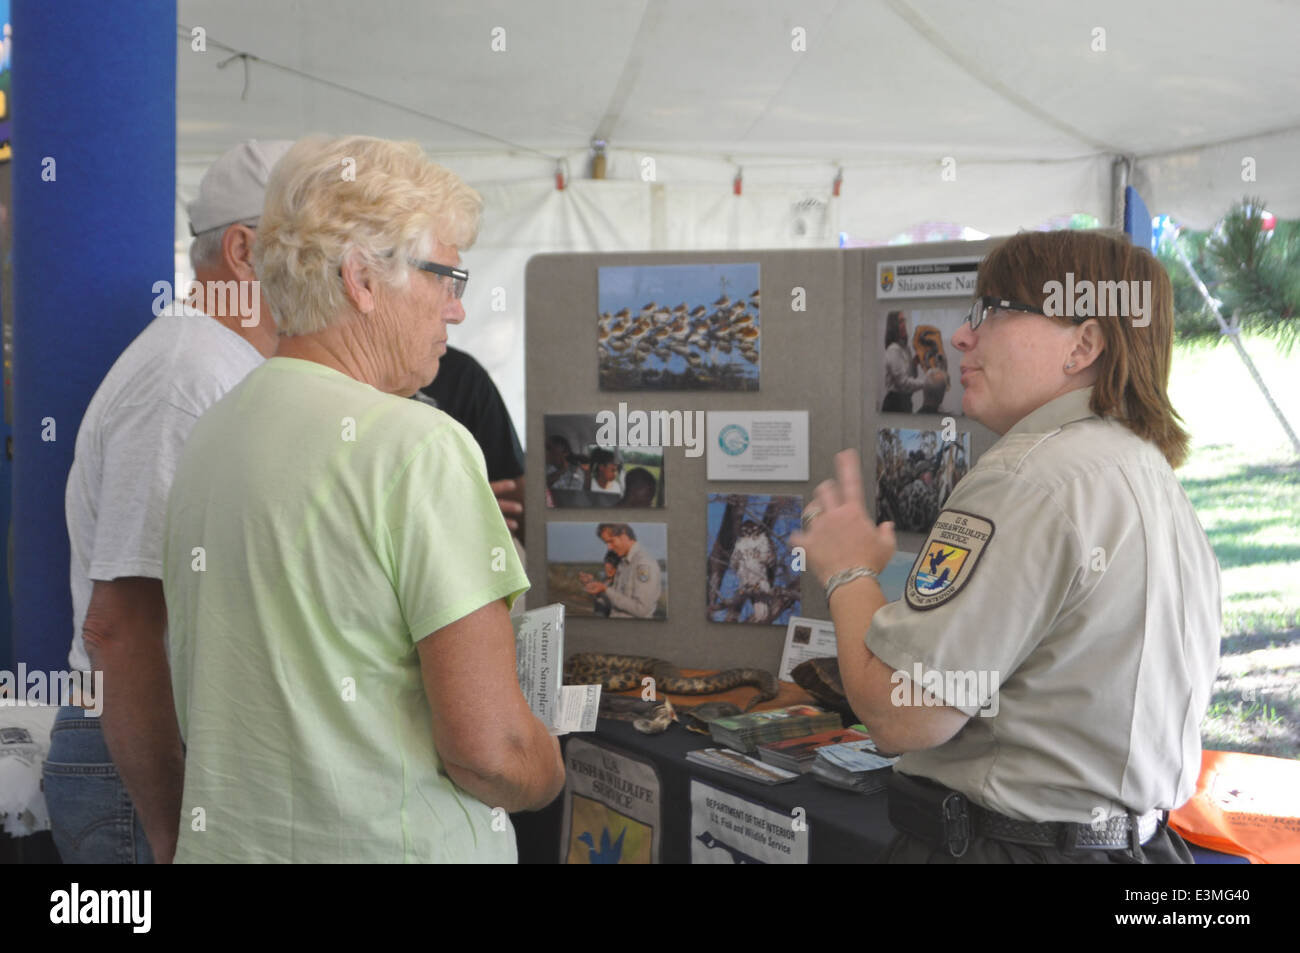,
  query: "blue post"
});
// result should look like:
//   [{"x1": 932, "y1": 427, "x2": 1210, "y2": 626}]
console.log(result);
[
  {"x1": 11, "y1": 0, "x2": 175, "y2": 672},
  {"x1": 1124, "y1": 185, "x2": 1154, "y2": 252}
]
